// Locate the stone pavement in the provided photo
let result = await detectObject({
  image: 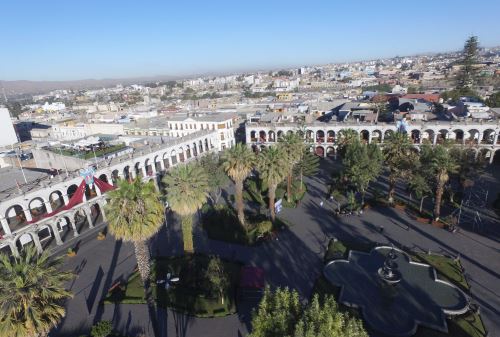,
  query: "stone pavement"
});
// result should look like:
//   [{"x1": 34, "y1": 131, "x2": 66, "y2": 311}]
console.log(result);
[{"x1": 51, "y1": 158, "x2": 500, "y2": 337}]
